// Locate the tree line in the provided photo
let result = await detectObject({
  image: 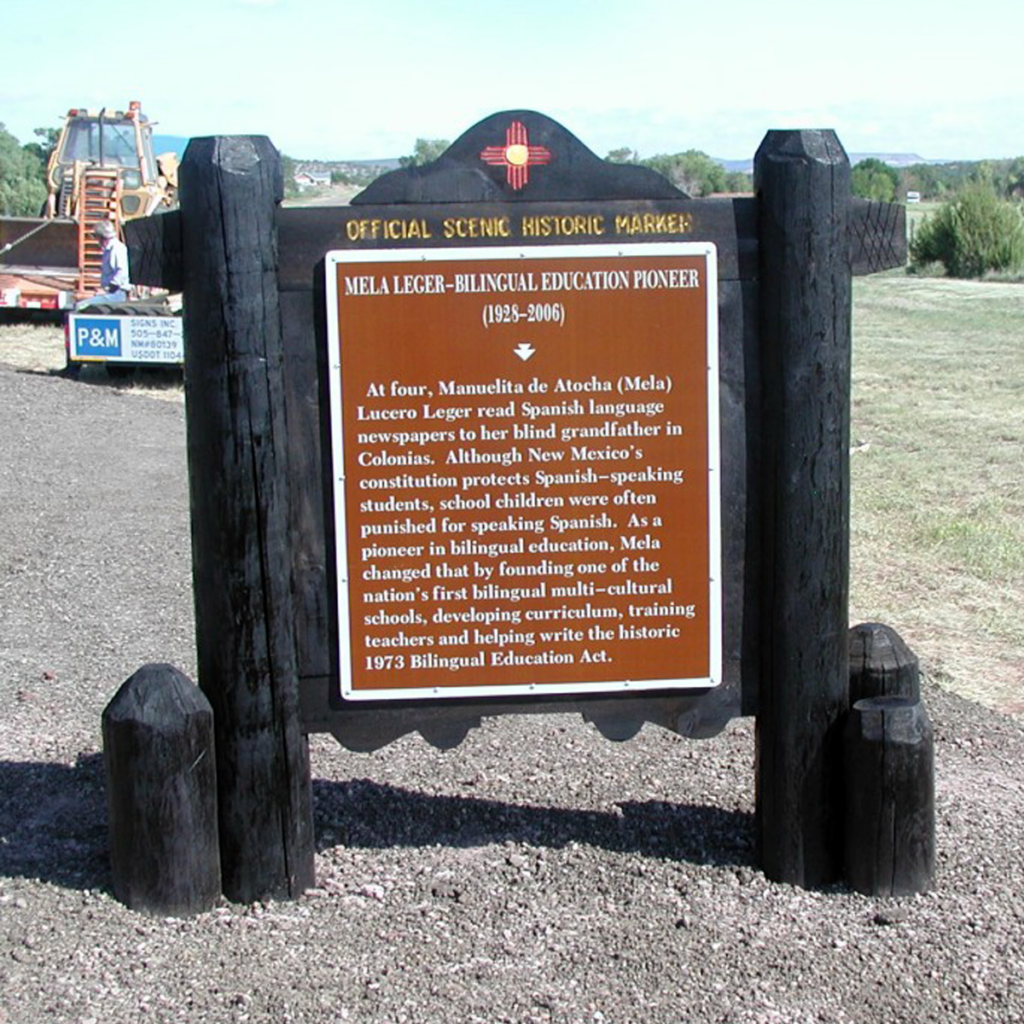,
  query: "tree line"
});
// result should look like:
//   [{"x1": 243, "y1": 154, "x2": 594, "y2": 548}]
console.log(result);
[
  {"x1": 398, "y1": 137, "x2": 1024, "y2": 206},
  {"x1": 853, "y1": 156, "x2": 1024, "y2": 204},
  {"x1": 0, "y1": 123, "x2": 51, "y2": 216}
]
